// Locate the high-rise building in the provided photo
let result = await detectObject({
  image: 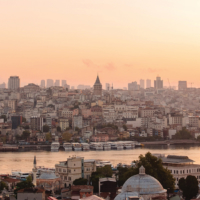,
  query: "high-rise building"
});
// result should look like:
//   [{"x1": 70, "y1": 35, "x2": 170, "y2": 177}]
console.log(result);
[
  {"x1": 146, "y1": 79, "x2": 151, "y2": 88},
  {"x1": 62, "y1": 80, "x2": 67, "y2": 87},
  {"x1": 11, "y1": 116, "x2": 22, "y2": 129},
  {"x1": 55, "y1": 80, "x2": 60, "y2": 86},
  {"x1": 105, "y1": 83, "x2": 110, "y2": 90},
  {"x1": 8, "y1": 76, "x2": 20, "y2": 90},
  {"x1": 128, "y1": 82, "x2": 139, "y2": 90},
  {"x1": 140, "y1": 79, "x2": 145, "y2": 89},
  {"x1": 40, "y1": 80, "x2": 45, "y2": 88},
  {"x1": 30, "y1": 116, "x2": 44, "y2": 131},
  {"x1": 46, "y1": 79, "x2": 54, "y2": 88},
  {"x1": 93, "y1": 75, "x2": 102, "y2": 96},
  {"x1": 178, "y1": 81, "x2": 187, "y2": 90},
  {"x1": 154, "y1": 76, "x2": 163, "y2": 89}
]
